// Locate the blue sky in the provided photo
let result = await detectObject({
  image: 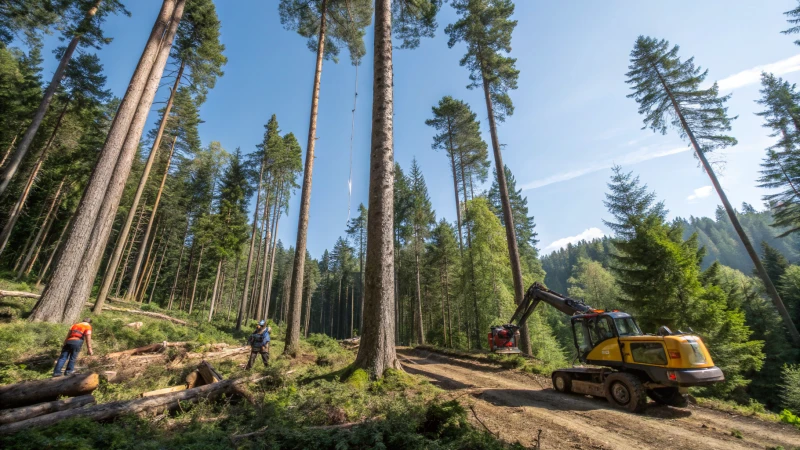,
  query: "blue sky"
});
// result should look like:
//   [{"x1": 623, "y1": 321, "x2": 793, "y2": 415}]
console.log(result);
[{"x1": 32, "y1": 0, "x2": 800, "y2": 260}]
